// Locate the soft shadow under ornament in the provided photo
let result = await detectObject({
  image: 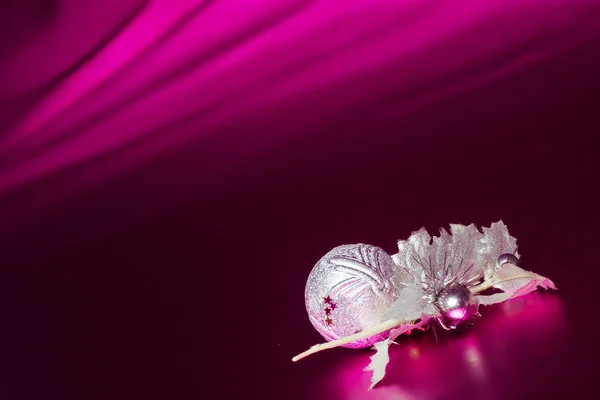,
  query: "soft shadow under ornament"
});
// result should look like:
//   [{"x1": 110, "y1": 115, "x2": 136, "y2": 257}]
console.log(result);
[{"x1": 292, "y1": 221, "x2": 556, "y2": 389}]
